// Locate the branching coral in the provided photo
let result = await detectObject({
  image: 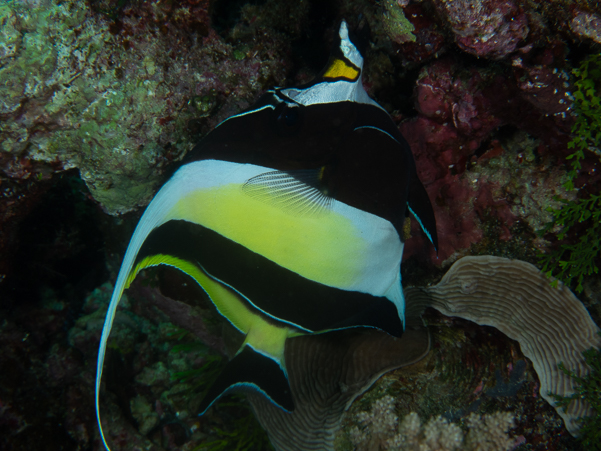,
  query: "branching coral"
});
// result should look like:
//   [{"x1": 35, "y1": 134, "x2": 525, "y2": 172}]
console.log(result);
[
  {"x1": 464, "y1": 412, "x2": 516, "y2": 451},
  {"x1": 348, "y1": 395, "x2": 516, "y2": 451},
  {"x1": 539, "y1": 54, "x2": 601, "y2": 292}
]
